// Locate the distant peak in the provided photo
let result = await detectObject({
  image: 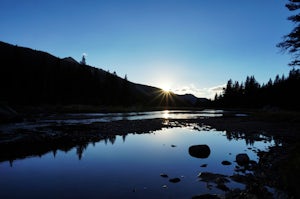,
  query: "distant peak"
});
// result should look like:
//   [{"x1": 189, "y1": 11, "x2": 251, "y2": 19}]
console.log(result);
[{"x1": 62, "y1": 57, "x2": 79, "y2": 64}]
